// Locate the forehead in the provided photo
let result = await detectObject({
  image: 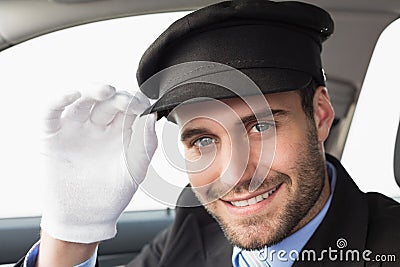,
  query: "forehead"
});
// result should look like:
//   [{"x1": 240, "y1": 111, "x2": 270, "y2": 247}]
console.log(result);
[{"x1": 171, "y1": 91, "x2": 301, "y2": 126}]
